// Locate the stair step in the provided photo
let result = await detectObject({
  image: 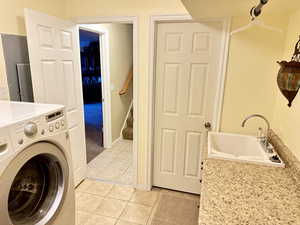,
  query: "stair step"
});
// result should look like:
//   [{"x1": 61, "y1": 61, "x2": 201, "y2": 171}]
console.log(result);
[
  {"x1": 126, "y1": 116, "x2": 133, "y2": 128},
  {"x1": 130, "y1": 108, "x2": 133, "y2": 117},
  {"x1": 122, "y1": 127, "x2": 133, "y2": 140}
]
